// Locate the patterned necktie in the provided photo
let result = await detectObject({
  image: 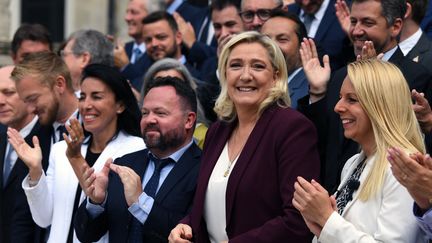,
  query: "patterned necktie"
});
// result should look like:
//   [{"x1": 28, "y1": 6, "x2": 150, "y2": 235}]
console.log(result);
[
  {"x1": 144, "y1": 154, "x2": 173, "y2": 198},
  {"x1": 3, "y1": 145, "x2": 13, "y2": 186}
]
